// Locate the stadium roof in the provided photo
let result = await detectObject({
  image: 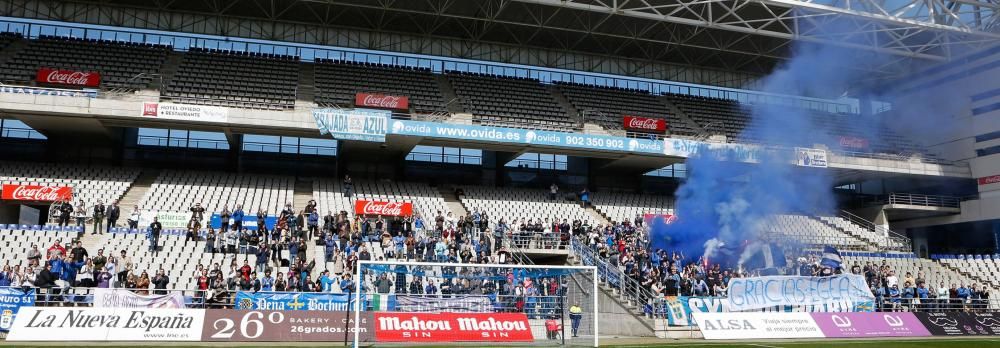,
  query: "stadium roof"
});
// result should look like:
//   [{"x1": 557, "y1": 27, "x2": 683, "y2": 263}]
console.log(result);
[{"x1": 9, "y1": 0, "x2": 1000, "y2": 82}]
